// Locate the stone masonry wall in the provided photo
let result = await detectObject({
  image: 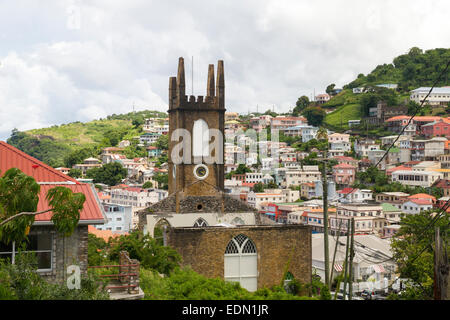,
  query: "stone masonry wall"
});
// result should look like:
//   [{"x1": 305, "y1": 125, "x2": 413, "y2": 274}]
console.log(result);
[
  {"x1": 37, "y1": 225, "x2": 88, "y2": 284},
  {"x1": 167, "y1": 224, "x2": 312, "y2": 289}
]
